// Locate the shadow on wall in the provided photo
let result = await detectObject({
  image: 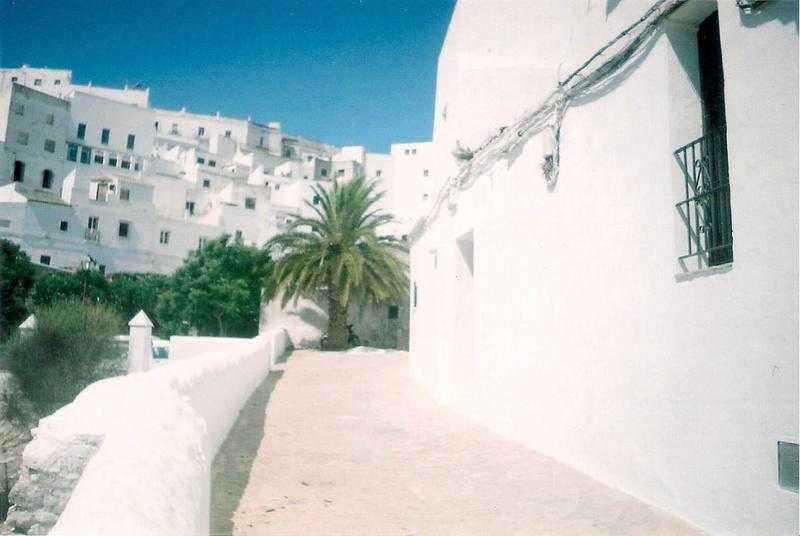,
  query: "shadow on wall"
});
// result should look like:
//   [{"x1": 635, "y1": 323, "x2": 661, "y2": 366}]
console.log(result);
[{"x1": 210, "y1": 366, "x2": 285, "y2": 536}]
